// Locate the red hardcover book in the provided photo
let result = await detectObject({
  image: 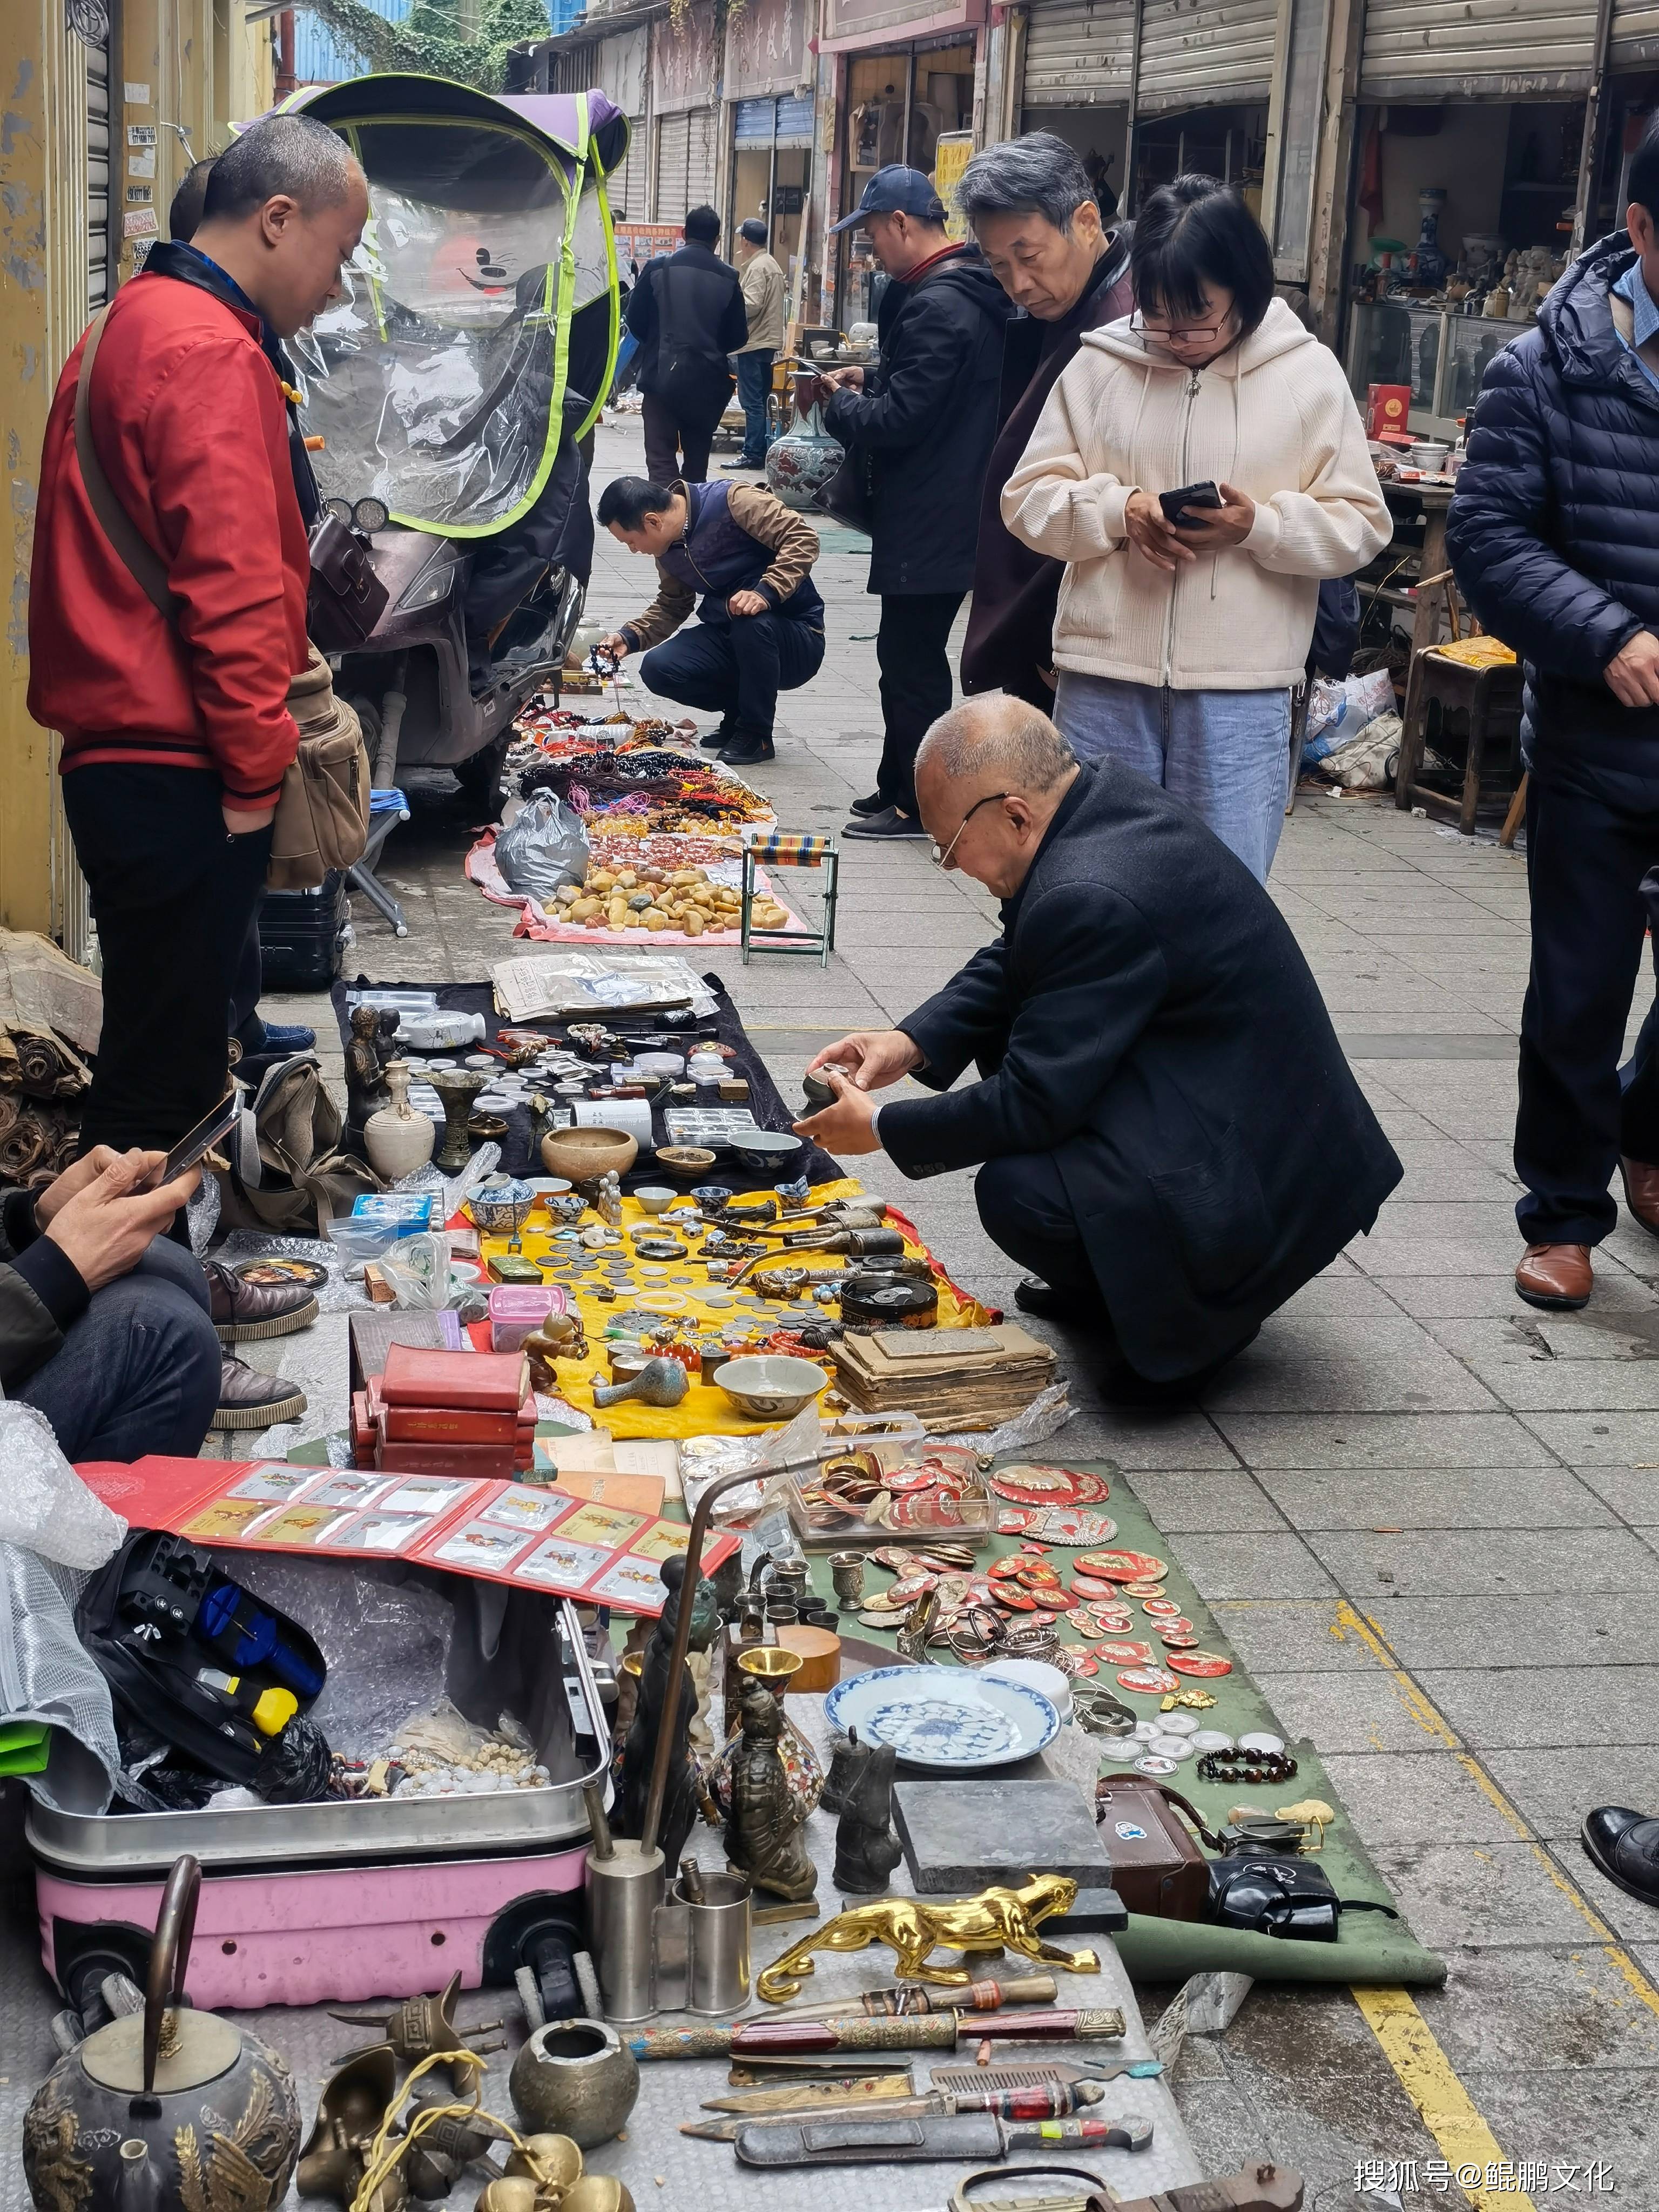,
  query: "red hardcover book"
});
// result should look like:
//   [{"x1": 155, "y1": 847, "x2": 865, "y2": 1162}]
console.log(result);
[
  {"x1": 380, "y1": 1345, "x2": 528, "y2": 1412},
  {"x1": 366, "y1": 1374, "x2": 536, "y2": 1438},
  {"x1": 374, "y1": 1437, "x2": 521, "y2": 1476}
]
